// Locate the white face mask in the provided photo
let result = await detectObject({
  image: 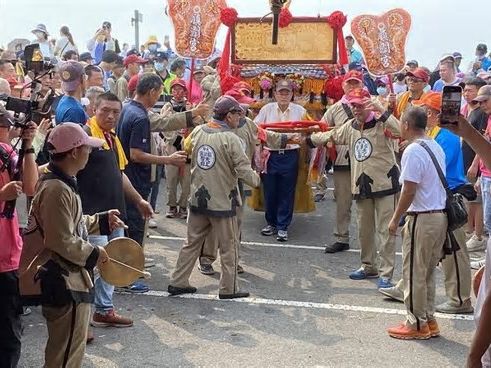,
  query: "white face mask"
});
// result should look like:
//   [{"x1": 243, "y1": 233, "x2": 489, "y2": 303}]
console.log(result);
[{"x1": 34, "y1": 31, "x2": 45, "y2": 40}]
